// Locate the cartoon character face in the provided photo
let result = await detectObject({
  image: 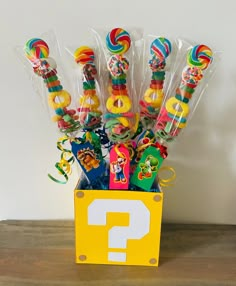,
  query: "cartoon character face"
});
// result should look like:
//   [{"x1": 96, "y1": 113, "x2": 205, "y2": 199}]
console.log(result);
[
  {"x1": 138, "y1": 155, "x2": 159, "y2": 180},
  {"x1": 77, "y1": 148, "x2": 100, "y2": 172}
]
